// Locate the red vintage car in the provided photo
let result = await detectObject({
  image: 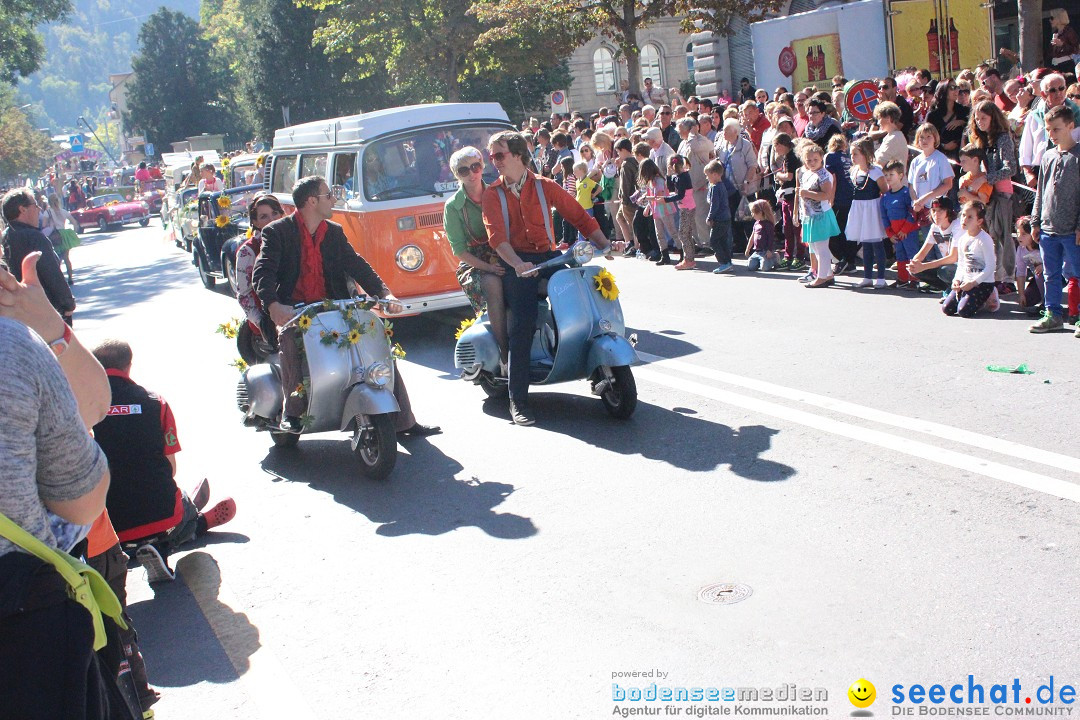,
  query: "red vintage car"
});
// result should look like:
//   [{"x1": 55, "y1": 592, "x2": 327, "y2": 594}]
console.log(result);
[
  {"x1": 71, "y1": 193, "x2": 151, "y2": 233},
  {"x1": 138, "y1": 179, "x2": 167, "y2": 215}
]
